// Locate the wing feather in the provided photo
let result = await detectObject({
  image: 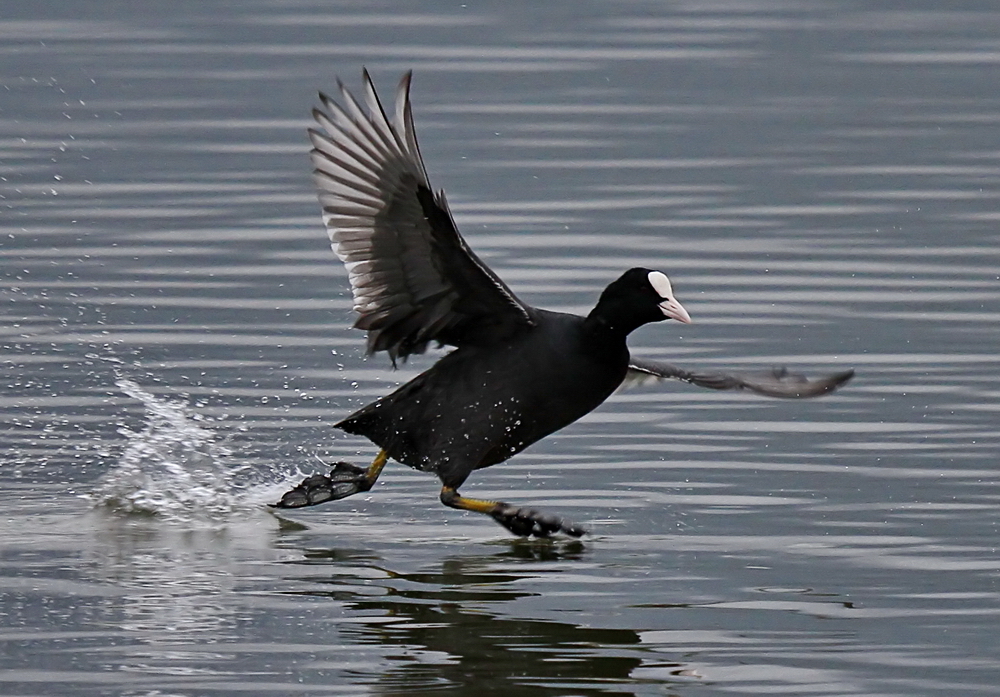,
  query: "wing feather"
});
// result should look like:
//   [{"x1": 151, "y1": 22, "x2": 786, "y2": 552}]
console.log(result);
[
  {"x1": 309, "y1": 70, "x2": 534, "y2": 361},
  {"x1": 625, "y1": 358, "x2": 854, "y2": 399}
]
